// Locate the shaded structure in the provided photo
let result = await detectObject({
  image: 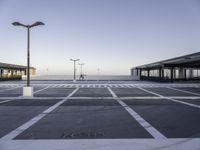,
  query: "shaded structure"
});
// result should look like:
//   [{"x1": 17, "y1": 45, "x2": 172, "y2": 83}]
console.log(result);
[
  {"x1": 0, "y1": 62, "x2": 36, "y2": 81},
  {"x1": 131, "y1": 52, "x2": 200, "y2": 82}
]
